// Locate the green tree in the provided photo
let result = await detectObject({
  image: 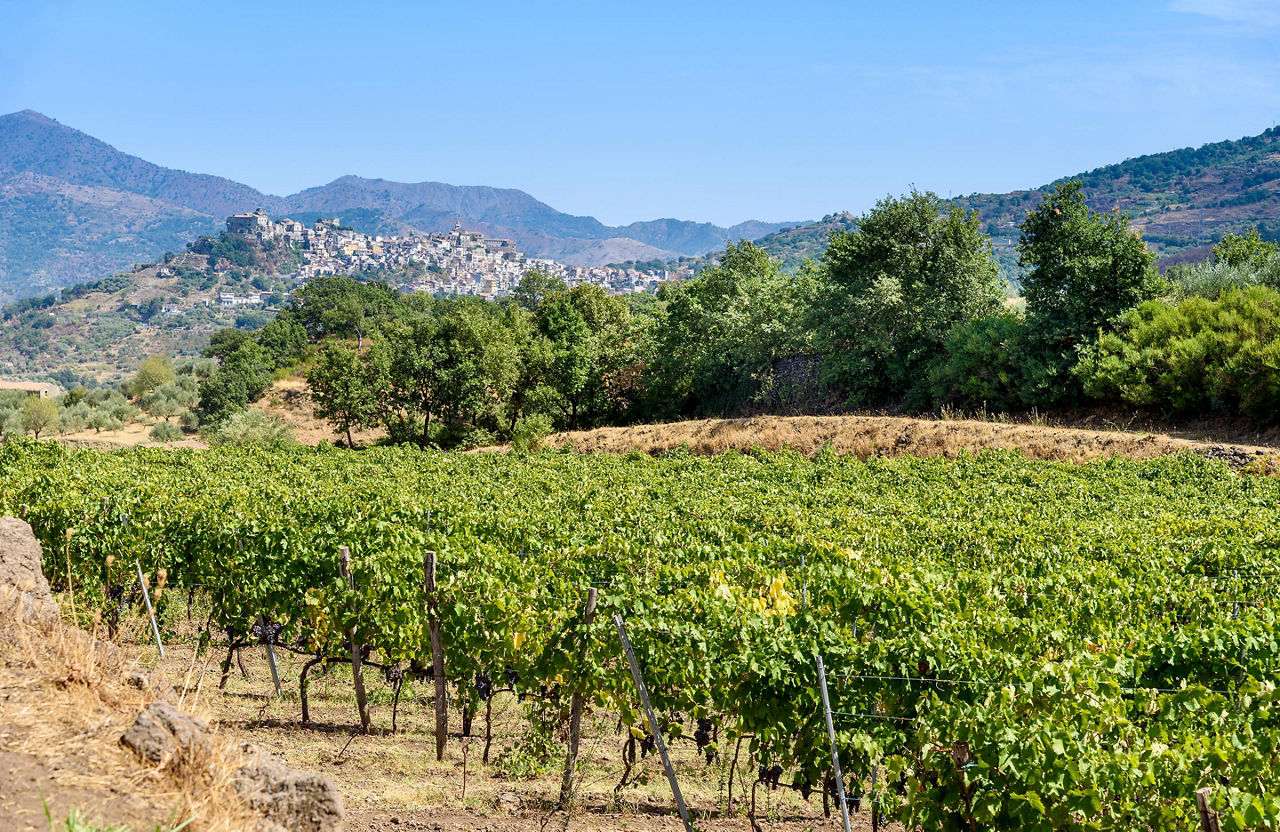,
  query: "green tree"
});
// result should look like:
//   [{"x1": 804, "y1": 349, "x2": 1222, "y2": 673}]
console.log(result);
[
  {"x1": 198, "y1": 340, "x2": 274, "y2": 424},
  {"x1": 308, "y1": 341, "x2": 383, "y2": 446},
  {"x1": 289, "y1": 277, "x2": 397, "y2": 348},
  {"x1": 1213, "y1": 226, "x2": 1278, "y2": 268},
  {"x1": 537, "y1": 294, "x2": 594, "y2": 428},
  {"x1": 513, "y1": 270, "x2": 568, "y2": 311},
  {"x1": 20, "y1": 395, "x2": 58, "y2": 439},
  {"x1": 129, "y1": 354, "x2": 176, "y2": 397},
  {"x1": 1018, "y1": 181, "x2": 1163, "y2": 403},
  {"x1": 649, "y1": 240, "x2": 813, "y2": 417},
  {"x1": 812, "y1": 190, "x2": 1004, "y2": 408},
  {"x1": 256, "y1": 313, "x2": 309, "y2": 368}
]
